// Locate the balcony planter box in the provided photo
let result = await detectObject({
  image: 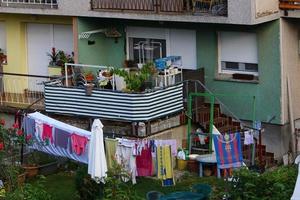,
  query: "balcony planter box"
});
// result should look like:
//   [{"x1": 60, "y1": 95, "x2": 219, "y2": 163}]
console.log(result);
[
  {"x1": 38, "y1": 161, "x2": 59, "y2": 176},
  {"x1": 48, "y1": 65, "x2": 62, "y2": 76}
]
